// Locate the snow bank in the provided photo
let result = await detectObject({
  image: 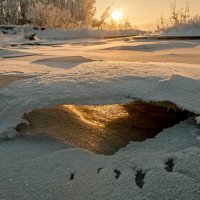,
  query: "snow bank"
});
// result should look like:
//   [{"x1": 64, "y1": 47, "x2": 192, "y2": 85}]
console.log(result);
[
  {"x1": 0, "y1": 25, "x2": 144, "y2": 45},
  {"x1": 0, "y1": 32, "x2": 31, "y2": 47},
  {"x1": 36, "y1": 28, "x2": 144, "y2": 40},
  {"x1": 161, "y1": 22, "x2": 200, "y2": 36}
]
